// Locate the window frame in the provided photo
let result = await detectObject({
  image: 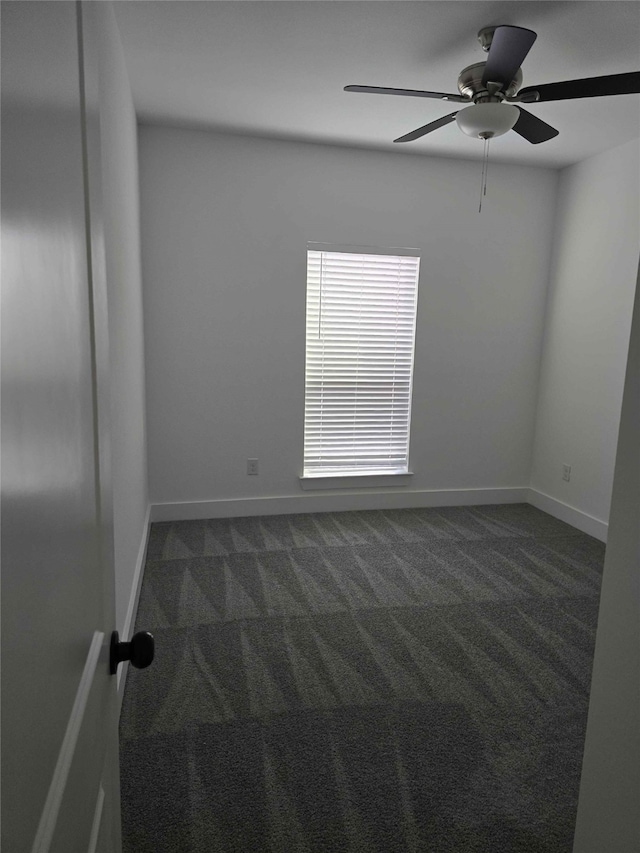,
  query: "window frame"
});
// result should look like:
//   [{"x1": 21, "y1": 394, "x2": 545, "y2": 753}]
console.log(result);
[{"x1": 301, "y1": 242, "x2": 420, "y2": 487}]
